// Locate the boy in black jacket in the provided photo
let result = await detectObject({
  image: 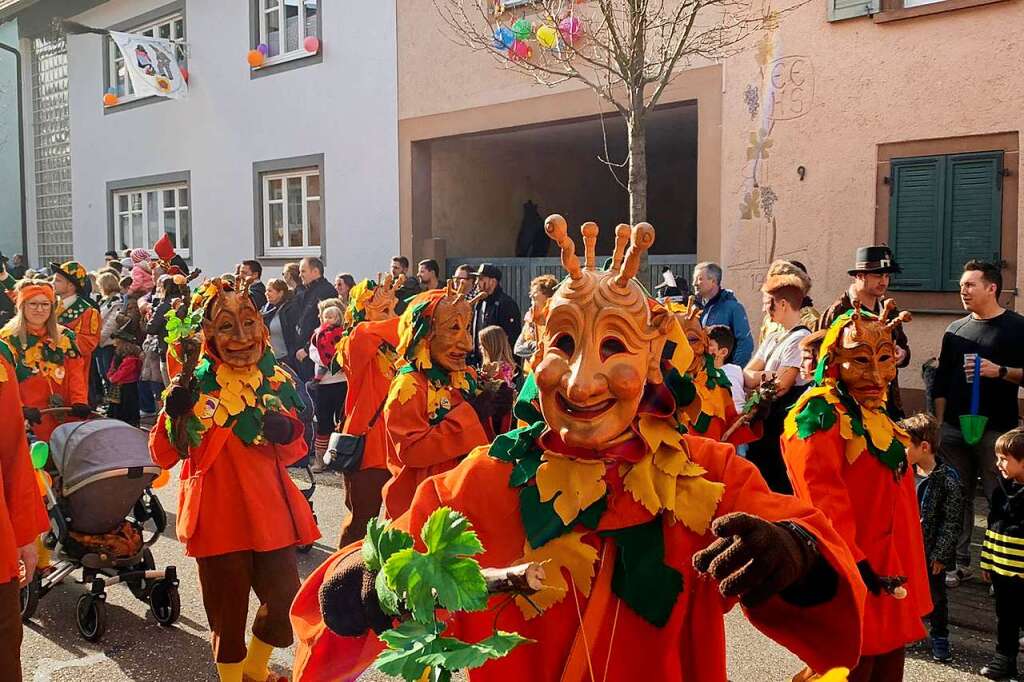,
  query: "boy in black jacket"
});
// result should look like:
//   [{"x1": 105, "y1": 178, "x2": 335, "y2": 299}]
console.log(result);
[
  {"x1": 980, "y1": 427, "x2": 1024, "y2": 681},
  {"x1": 902, "y1": 413, "x2": 964, "y2": 663}
]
